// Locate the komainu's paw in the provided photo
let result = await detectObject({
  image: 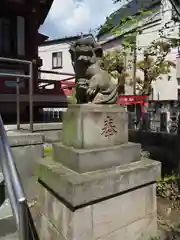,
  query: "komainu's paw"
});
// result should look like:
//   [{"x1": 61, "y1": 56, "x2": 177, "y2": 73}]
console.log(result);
[
  {"x1": 87, "y1": 87, "x2": 96, "y2": 96},
  {"x1": 92, "y1": 93, "x2": 105, "y2": 103}
]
